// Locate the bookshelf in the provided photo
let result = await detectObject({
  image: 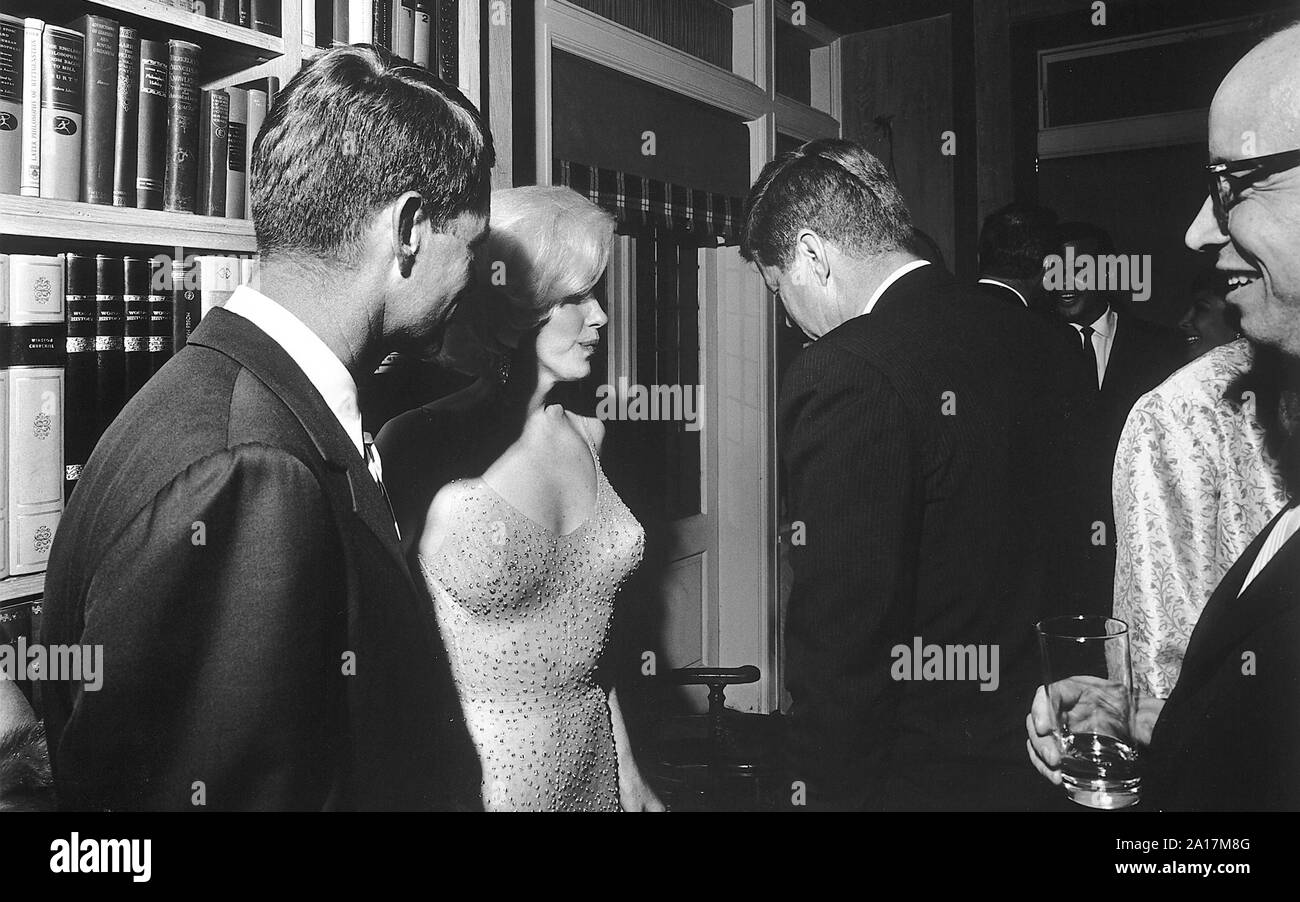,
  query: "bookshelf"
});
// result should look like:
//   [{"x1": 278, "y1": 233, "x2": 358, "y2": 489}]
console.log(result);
[
  {"x1": 0, "y1": 195, "x2": 257, "y2": 251},
  {"x1": 0, "y1": 574, "x2": 45, "y2": 604}
]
